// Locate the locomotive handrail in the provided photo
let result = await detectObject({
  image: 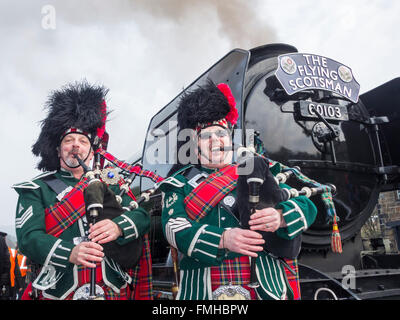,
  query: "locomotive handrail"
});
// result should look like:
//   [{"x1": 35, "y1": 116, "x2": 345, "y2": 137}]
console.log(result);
[{"x1": 314, "y1": 287, "x2": 338, "y2": 300}]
